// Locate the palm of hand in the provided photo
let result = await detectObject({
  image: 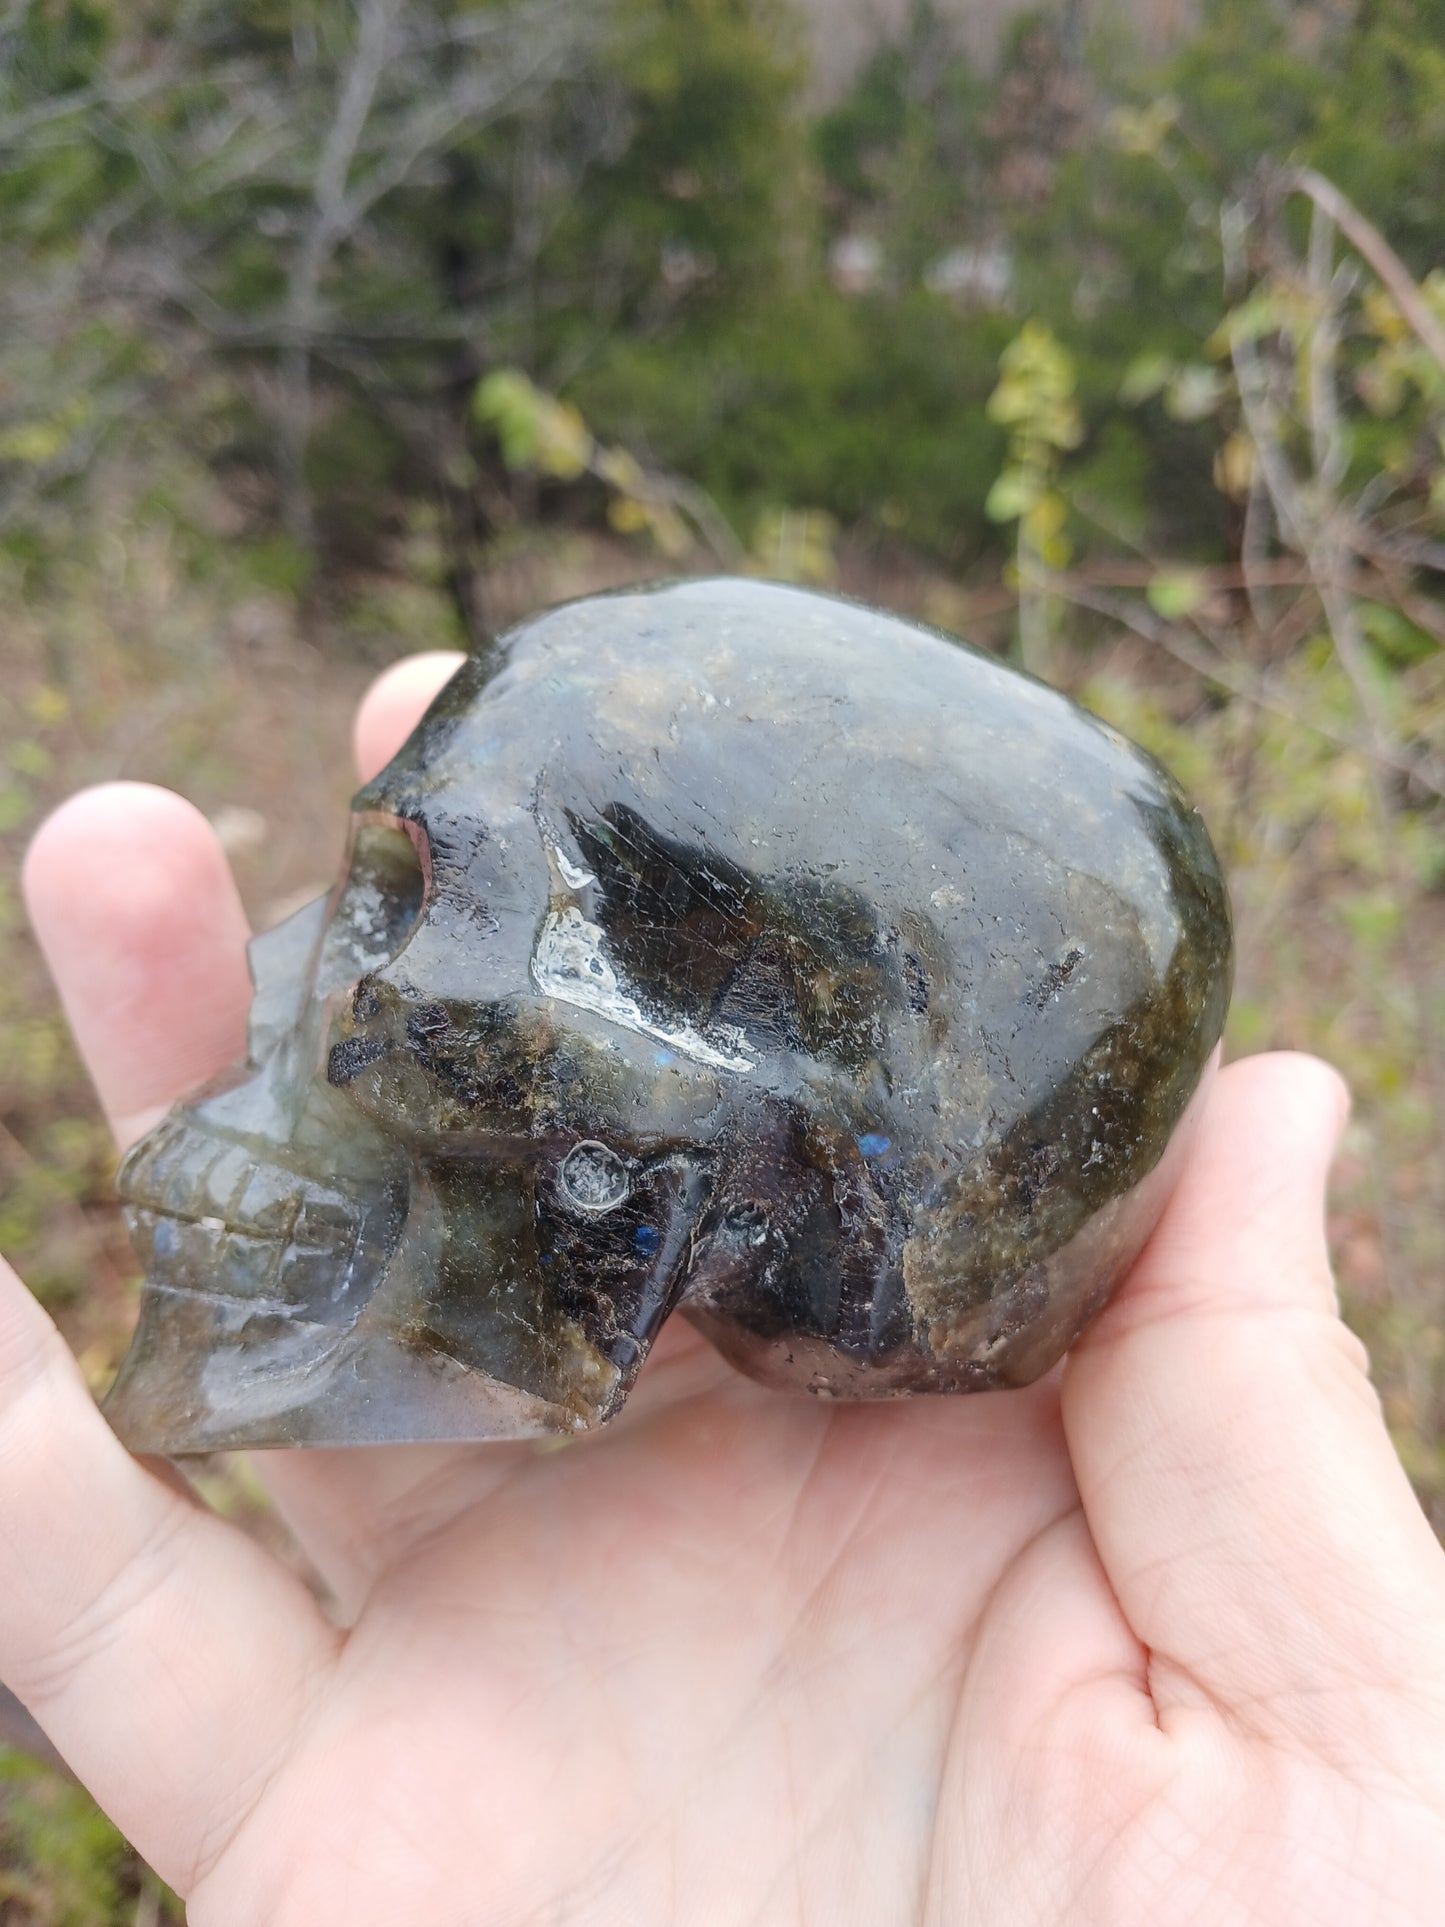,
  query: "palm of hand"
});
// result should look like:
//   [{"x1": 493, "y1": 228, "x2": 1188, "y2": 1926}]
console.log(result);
[
  {"x1": 215, "y1": 1294, "x2": 1437, "y2": 1927},
  {"x1": 8, "y1": 656, "x2": 1445, "y2": 1926},
  {"x1": 241, "y1": 1336, "x2": 1073, "y2": 1923}
]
